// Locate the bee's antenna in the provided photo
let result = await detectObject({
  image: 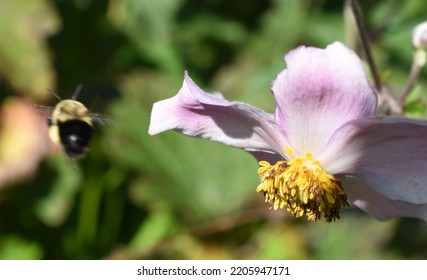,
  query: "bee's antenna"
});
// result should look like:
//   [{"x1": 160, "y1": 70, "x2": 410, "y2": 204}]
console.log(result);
[
  {"x1": 72, "y1": 85, "x2": 83, "y2": 100},
  {"x1": 48, "y1": 89, "x2": 62, "y2": 101}
]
